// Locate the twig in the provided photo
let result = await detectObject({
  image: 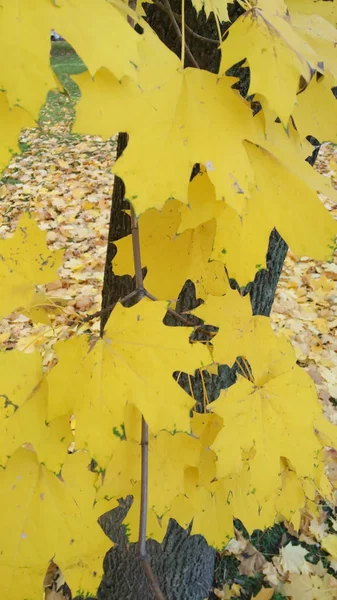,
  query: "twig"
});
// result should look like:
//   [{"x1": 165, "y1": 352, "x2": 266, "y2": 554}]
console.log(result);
[
  {"x1": 163, "y1": 0, "x2": 200, "y2": 68},
  {"x1": 138, "y1": 416, "x2": 148, "y2": 560},
  {"x1": 131, "y1": 206, "x2": 144, "y2": 293},
  {"x1": 138, "y1": 418, "x2": 166, "y2": 600},
  {"x1": 82, "y1": 288, "x2": 199, "y2": 328},
  {"x1": 151, "y1": 0, "x2": 219, "y2": 44},
  {"x1": 181, "y1": 0, "x2": 185, "y2": 67},
  {"x1": 144, "y1": 289, "x2": 194, "y2": 326},
  {"x1": 209, "y1": 0, "x2": 222, "y2": 46},
  {"x1": 128, "y1": 208, "x2": 166, "y2": 599},
  {"x1": 81, "y1": 289, "x2": 138, "y2": 323}
]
